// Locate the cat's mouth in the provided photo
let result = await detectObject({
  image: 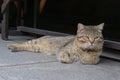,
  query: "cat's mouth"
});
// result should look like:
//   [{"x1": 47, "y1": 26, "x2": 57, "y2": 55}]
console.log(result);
[{"x1": 81, "y1": 46, "x2": 99, "y2": 52}]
